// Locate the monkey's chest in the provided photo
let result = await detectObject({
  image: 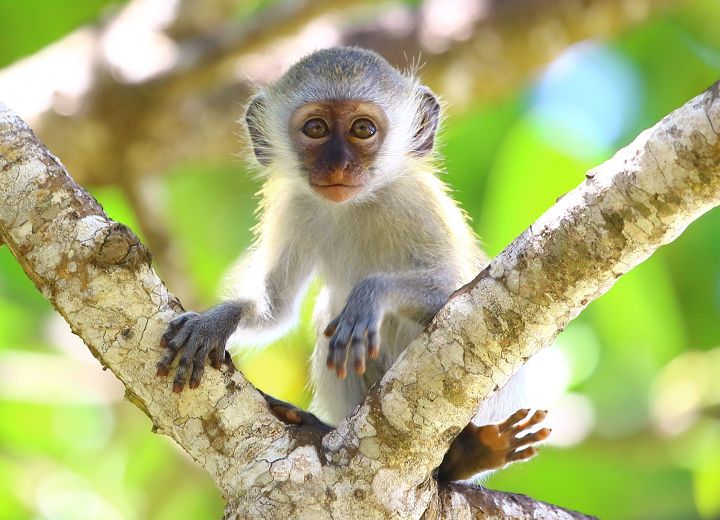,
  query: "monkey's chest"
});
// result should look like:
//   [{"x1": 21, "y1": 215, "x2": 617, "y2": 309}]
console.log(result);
[{"x1": 313, "y1": 229, "x2": 414, "y2": 288}]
